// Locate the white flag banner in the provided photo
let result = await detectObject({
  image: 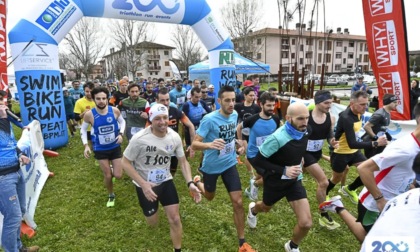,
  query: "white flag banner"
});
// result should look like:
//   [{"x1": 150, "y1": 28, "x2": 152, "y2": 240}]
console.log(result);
[{"x1": 0, "y1": 120, "x2": 50, "y2": 244}]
